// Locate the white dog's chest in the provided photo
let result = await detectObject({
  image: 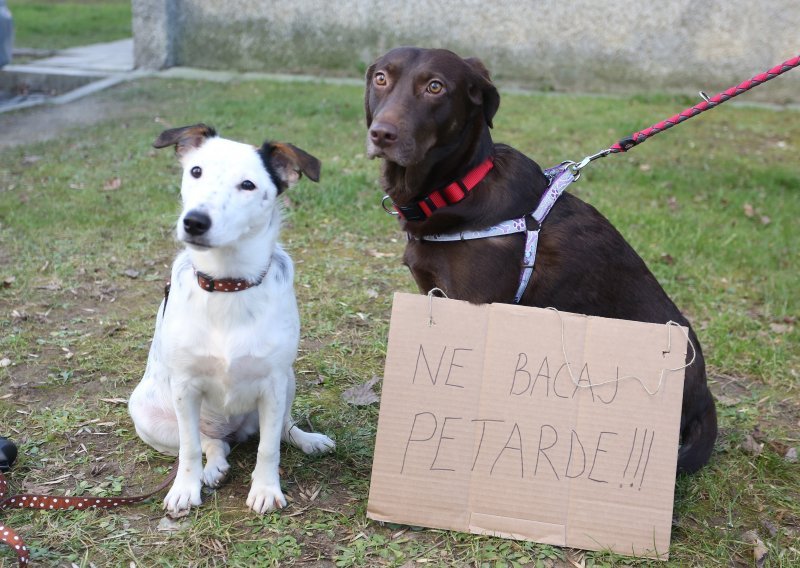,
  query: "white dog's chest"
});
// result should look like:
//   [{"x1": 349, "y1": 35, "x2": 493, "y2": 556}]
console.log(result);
[
  {"x1": 160, "y1": 289, "x2": 299, "y2": 414},
  {"x1": 185, "y1": 352, "x2": 271, "y2": 411}
]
